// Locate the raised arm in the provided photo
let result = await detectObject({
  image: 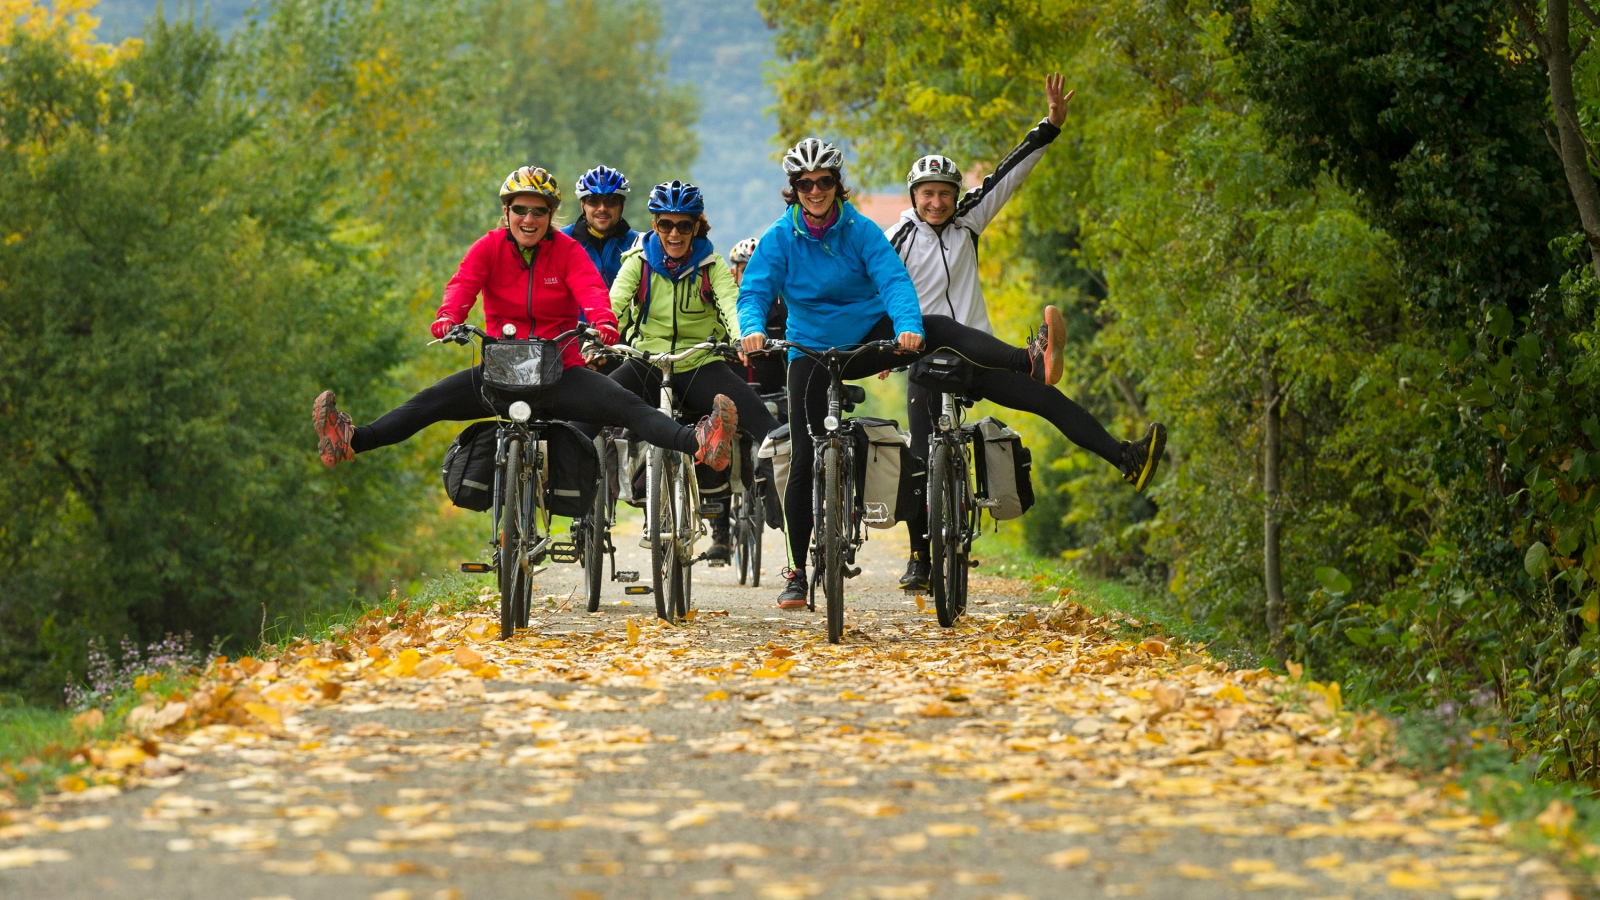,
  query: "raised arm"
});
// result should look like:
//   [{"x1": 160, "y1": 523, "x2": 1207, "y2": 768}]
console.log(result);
[{"x1": 955, "y1": 72, "x2": 1073, "y2": 235}]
